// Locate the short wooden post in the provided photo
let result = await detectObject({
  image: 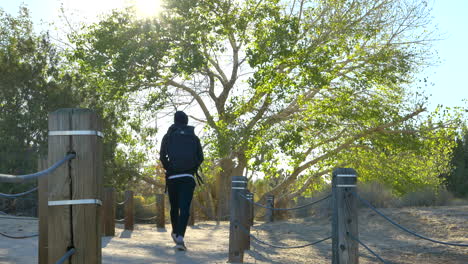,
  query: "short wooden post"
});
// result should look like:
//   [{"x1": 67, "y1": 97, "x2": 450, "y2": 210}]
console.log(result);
[
  {"x1": 188, "y1": 202, "x2": 195, "y2": 226},
  {"x1": 156, "y1": 193, "x2": 165, "y2": 228},
  {"x1": 38, "y1": 157, "x2": 48, "y2": 264},
  {"x1": 124, "y1": 190, "x2": 134, "y2": 230},
  {"x1": 48, "y1": 108, "x2": 103, "y2": 264},
  {"x1": 266, "y1": 195, "x2": 275, "y2": 222},
  {"x1": 102, "y1": 188, "x2": 115, "y2": 236},
  {"x1": 228, "y1": 176, "x2": 248, "y2": 263},
  {"x1": 332, "y1": 168, "x2": 358, "y2": 264}
]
